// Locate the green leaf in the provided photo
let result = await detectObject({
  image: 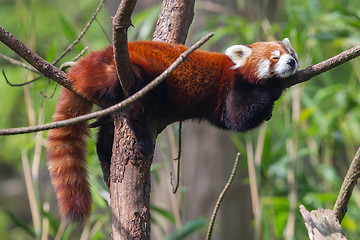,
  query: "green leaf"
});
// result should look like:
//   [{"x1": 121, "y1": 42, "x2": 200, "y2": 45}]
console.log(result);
[
  {"x1": 151, "y1": 205, "x2": 176, "y2": 225},
  {"x1": 6, "y1": 211, "x2": 35, "y2": 238},
  {"x1": 164, "y1": 218, "x2": 209, "y2": 240}
]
